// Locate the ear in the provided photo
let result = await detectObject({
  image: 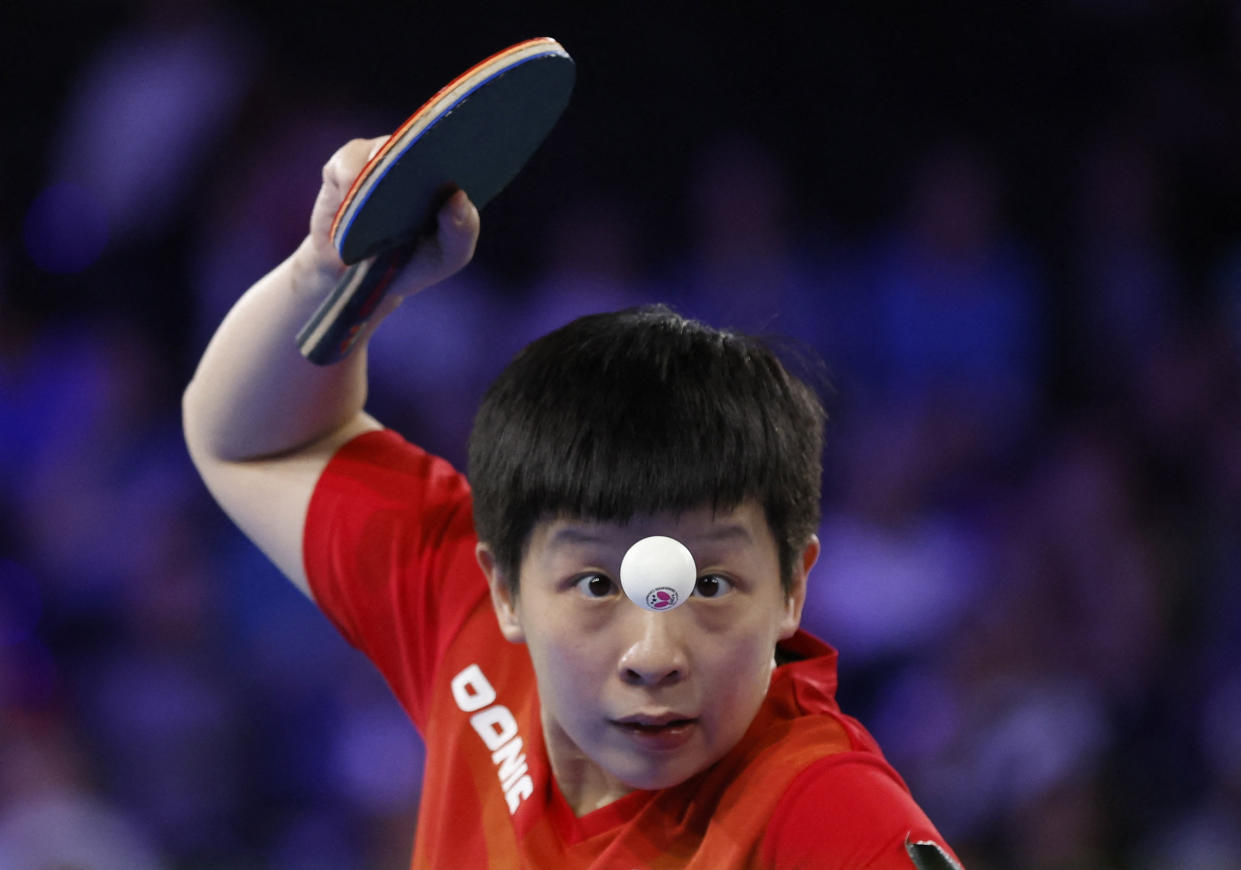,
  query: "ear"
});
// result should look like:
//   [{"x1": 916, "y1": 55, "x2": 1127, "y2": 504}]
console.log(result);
[
  {"x1": 778, "y1": 534, "x2": 819, "y2": 640},
  {"x1": 476, "y1": 543, "x2": 525, "y2": 643}
]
